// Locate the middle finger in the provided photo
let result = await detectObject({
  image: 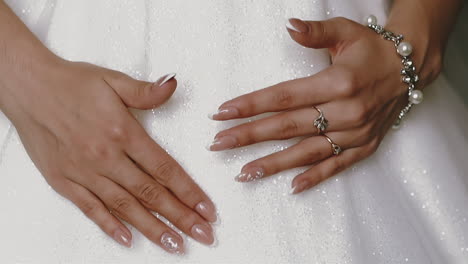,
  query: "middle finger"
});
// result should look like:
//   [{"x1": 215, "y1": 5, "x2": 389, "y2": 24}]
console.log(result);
[
  {"x1": 106, "y1": 157, "x2": 215, "y2": 245},
  {"x1": 208, "y1": 100, "x2": 370, "y2": 151}
]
